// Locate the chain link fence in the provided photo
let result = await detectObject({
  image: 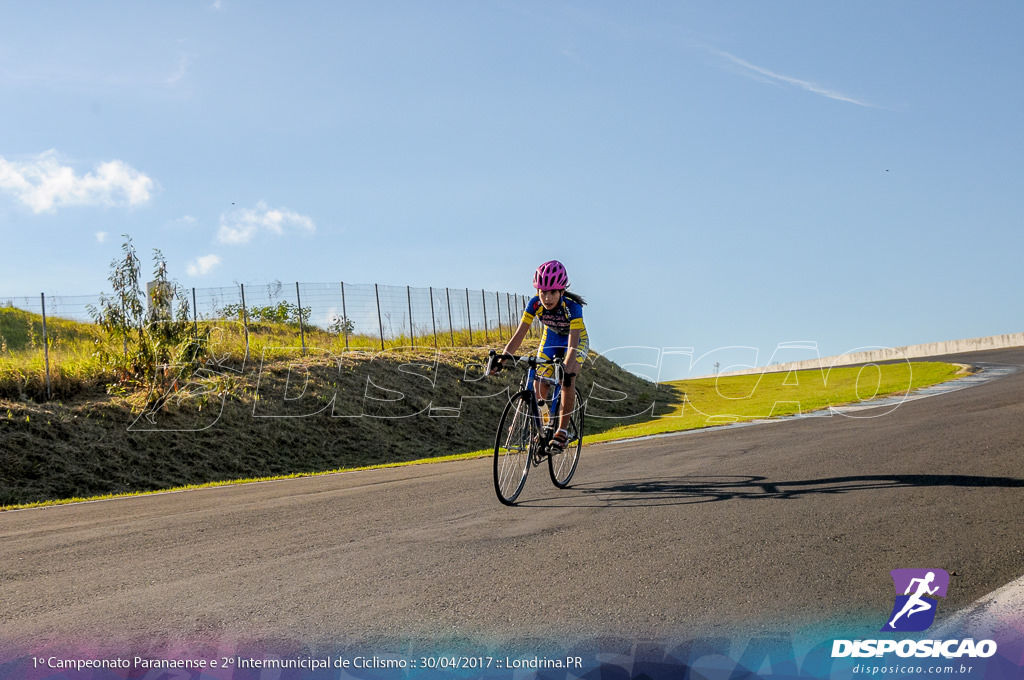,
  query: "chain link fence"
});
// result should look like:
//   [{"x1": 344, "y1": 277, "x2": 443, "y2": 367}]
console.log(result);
[
  {"x1": 192, "y1": 281, "x2": 531, "y2": 350},
  {"x1": 0, "y1": 293, "x2": 99, "y2": 324},
  {"x1": 1, "y1": 282, "x2": 535, "y2": 400}
]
